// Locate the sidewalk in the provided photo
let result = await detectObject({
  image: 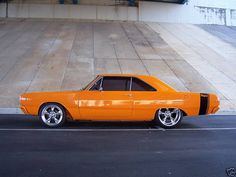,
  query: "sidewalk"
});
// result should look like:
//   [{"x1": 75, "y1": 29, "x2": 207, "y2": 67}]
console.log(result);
[{"x1": 0, "y1": 19, "x2": 235, "y2": 114}]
